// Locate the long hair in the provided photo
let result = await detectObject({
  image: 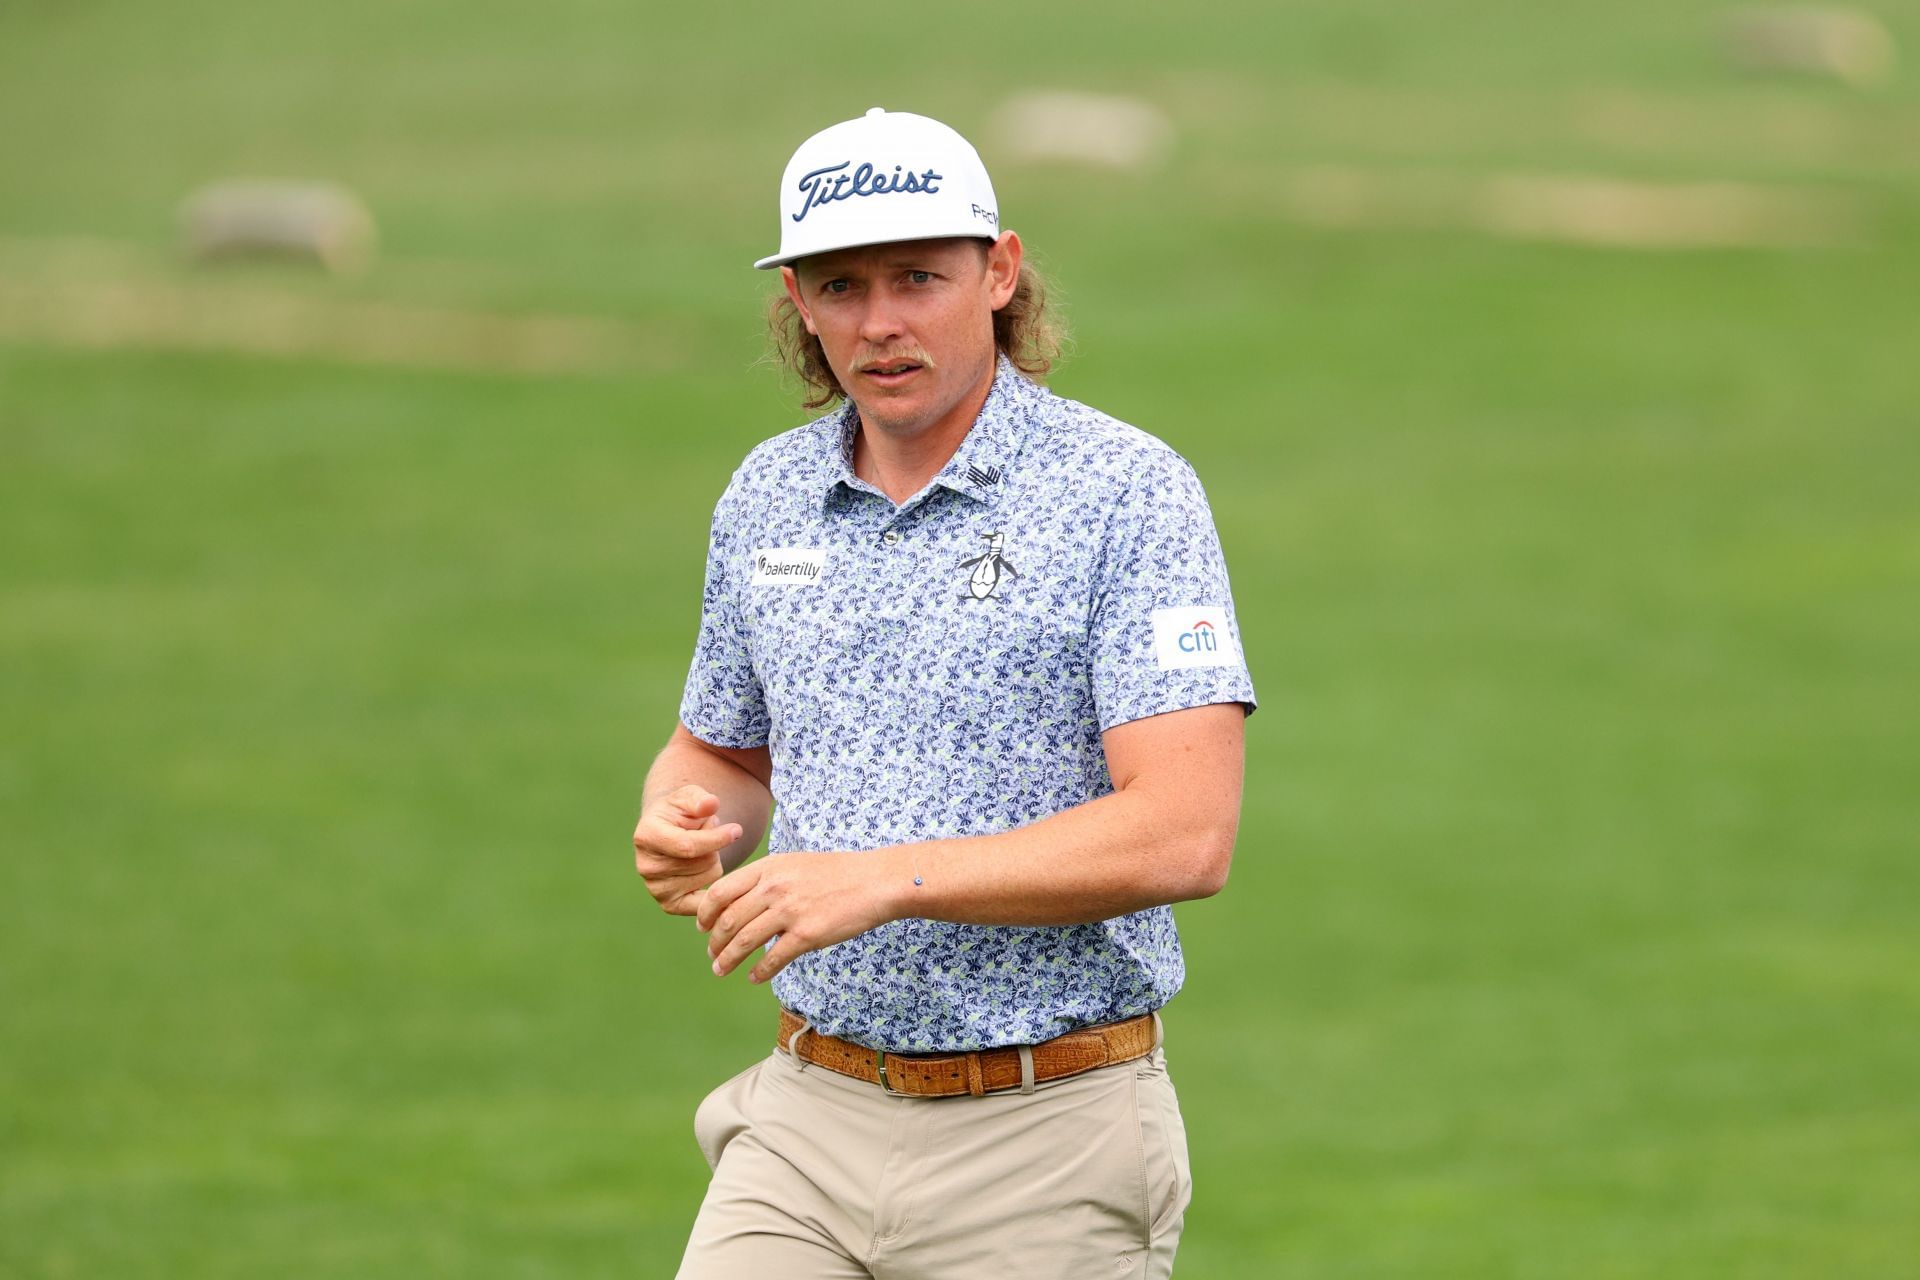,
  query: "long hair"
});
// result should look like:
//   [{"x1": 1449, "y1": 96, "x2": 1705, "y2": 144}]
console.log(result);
[{"x1": 766, "y1": 253, "x2": 1065, "y2": 411}]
